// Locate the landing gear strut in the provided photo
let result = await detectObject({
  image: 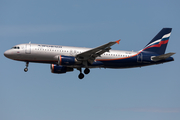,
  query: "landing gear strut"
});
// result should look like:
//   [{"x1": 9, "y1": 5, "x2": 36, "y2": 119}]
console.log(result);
[
  {"x1": 77, "y1": 68, "x2": 84, "y2": 79},
  {"x1": 77, "y1": 68, "x2": 90, "y2": 79},
  {"x1": 24, "y1": 62, "x2": 29, "y2": 72}
]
